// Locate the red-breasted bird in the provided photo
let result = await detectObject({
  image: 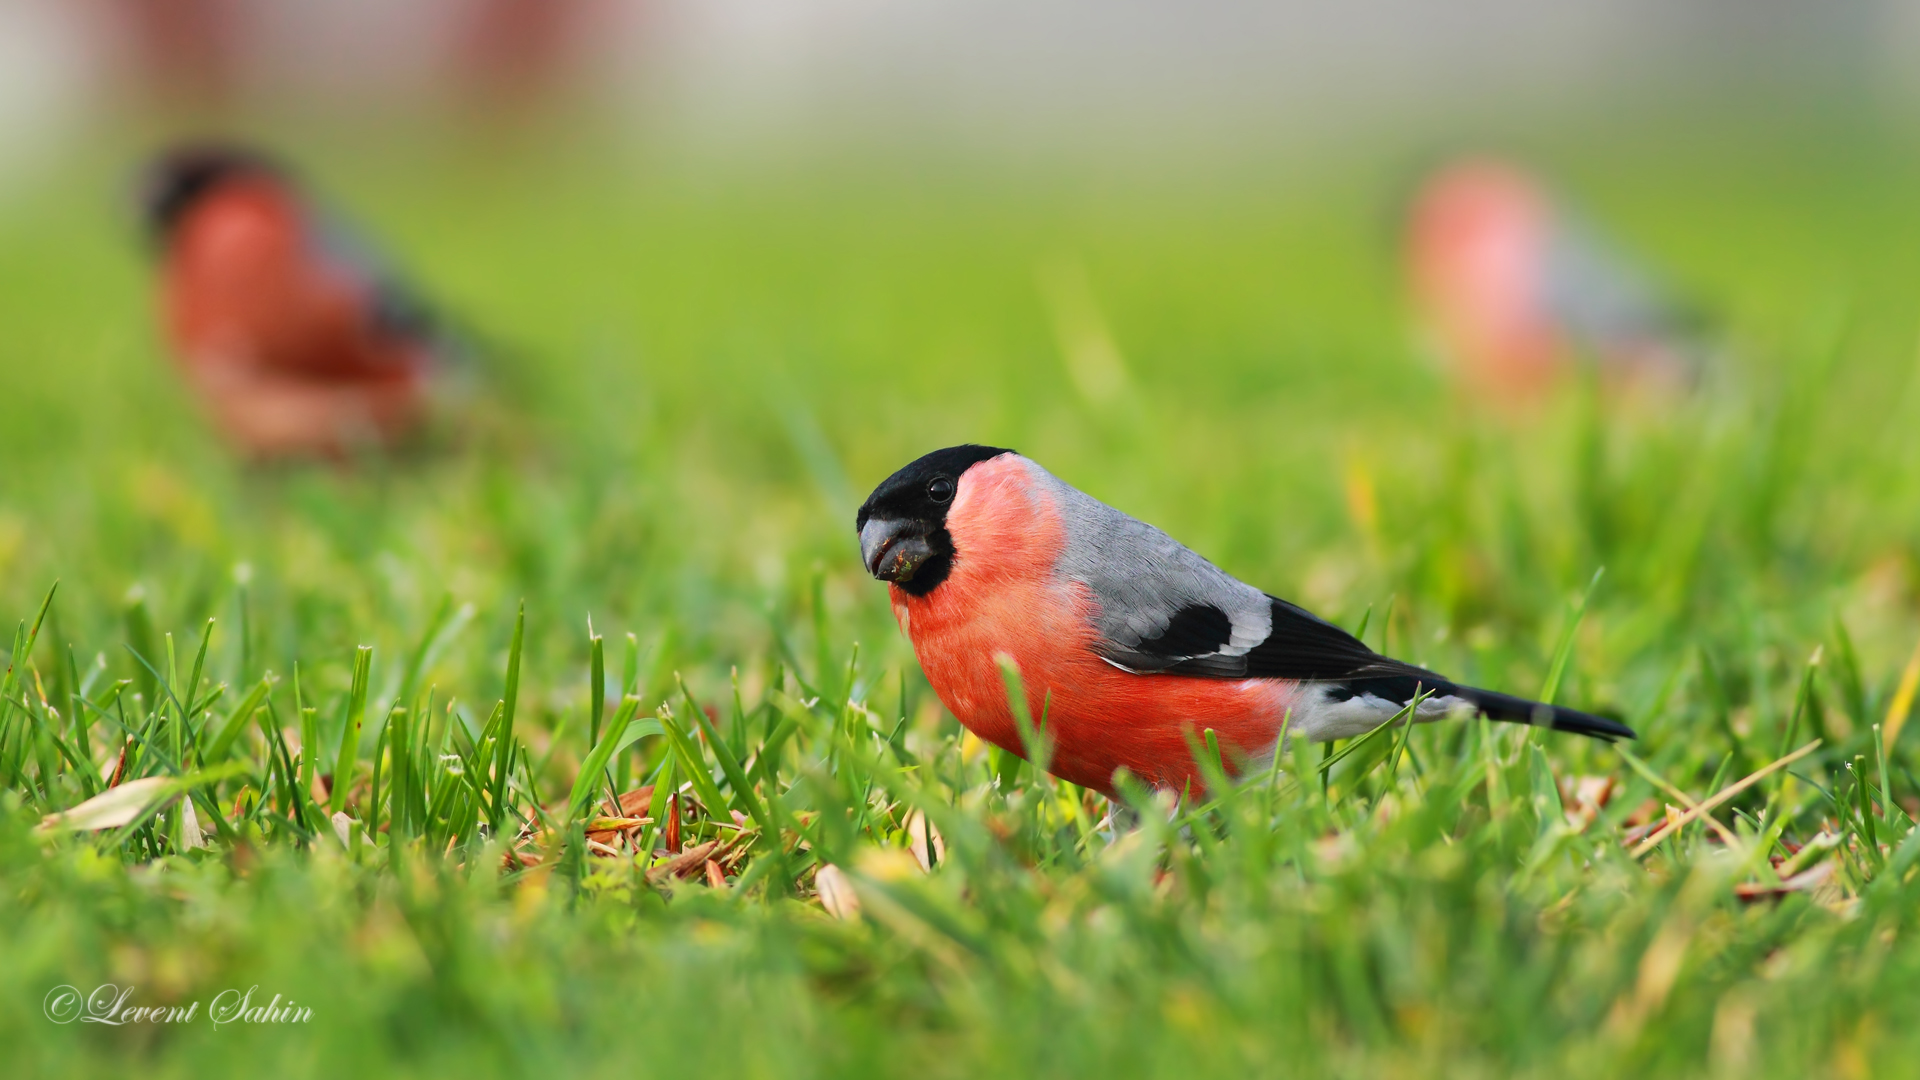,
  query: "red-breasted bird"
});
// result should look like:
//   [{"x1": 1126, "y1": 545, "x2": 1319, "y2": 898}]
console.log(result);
[
  {"x1": 1404, "y1": 158, "x2": 1700, "y2": 403},
  {"x1": 140, "y1": 145, "x2": 454, "y2": 459},
  {"x1": 858, "y1": 446, "x2": 1633, "y2": 795}
]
